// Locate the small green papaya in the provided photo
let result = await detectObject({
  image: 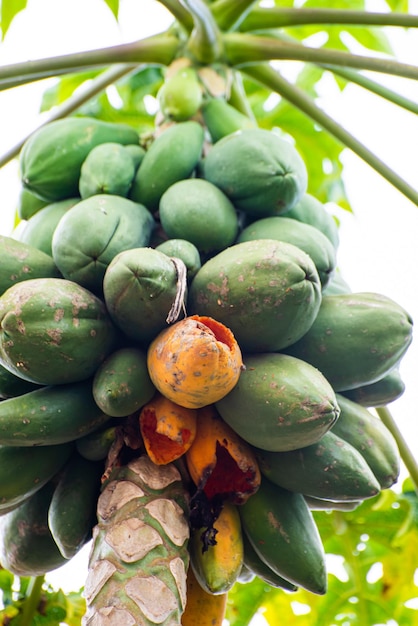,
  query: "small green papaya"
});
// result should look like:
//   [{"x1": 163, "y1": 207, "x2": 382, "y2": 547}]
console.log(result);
[
  {"x1": 17, "y1": 197, "x2": 79, "y2": 256},
  {"x1": 0, "y1": 235, "x2": 61, "y2": 296},
  {"x1": 51, "y1": 194, "x2": 155, "y2": 294},
  {"x1": 0, "y1": 362, "x2": 41, "y2": 399},
  {"x1": 188, "y1": 239, "x2": 322, "y2": 352},
  {"x1": 321, "y1": 269, "x2": 351, "y2": 295},
  {"x1": 159, "y1": 178, "x2": 239, "y2": 254},
  {"x1": 285, "y1": 192, "x2": 340, "y2": 249},
  {"x1": 19, "y1": 117, "x2": 139, "y2": 202},
  {"x1": 304, "y1": 496, "x2": 361, "y2": 512},
  {"x1": 284, "y1": 292, "x2": 413, "y2": 391},
  {"x1": 129, "y1": 120, "x2": 204, "y2": 212},
  {"x1": 239, "y1": 478, "x2": 327, "y2": 595},
  {"x1": 0, "y1": 481, "x2": 69, "y2": 575},
  {"x1": 242, "y1": 532, "x2": 298, "y2": 592},
  {"x1": 155, "y1": 238, "x2": 201, "y2": 281},
  {"x1": 255, "y1": 430, "x2": 380, "y2": 501},
  {"x1": 201, "y1": 97, "x2": 256, "y2": 143},
  {"x1": 16, "y1": 186, "x2": 48, "y2": 220},
  {"x1": 79, "y1": 142, "x2": 136, "y2": 199},
  {"x1": 331, "y1": 394, "x2": 400, "y2": 489},
  {"x1": 124, "y1": 144, "x2": 146, "y2": 171},
  {"x1": 76, "y1": 424, "x2": 118, "y2": 461},
  {"x1": 237, "y1": 216, "x2": 337, "y2": 288},
  {"x1": 0, "y1": 277, "x2": 118, "y2": 385},
  {"x1": 103, "y1": 247, "x2": 183, "y2": 345},
  {"x1": 340, "y1": 368, "x2": 405, "y2": 407},
  {"x1": 93, "y1": 346, "x2": 155, "y2": 417},
  {"x1": 201, "y1": 128, "x2": 307, "y2": 217},
  {"x1": 215, "y1": 353, "x2": 339, "y2": 452},
  {"x1": 157, "y1": 66, "x2": 203, "y2": 121}
]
